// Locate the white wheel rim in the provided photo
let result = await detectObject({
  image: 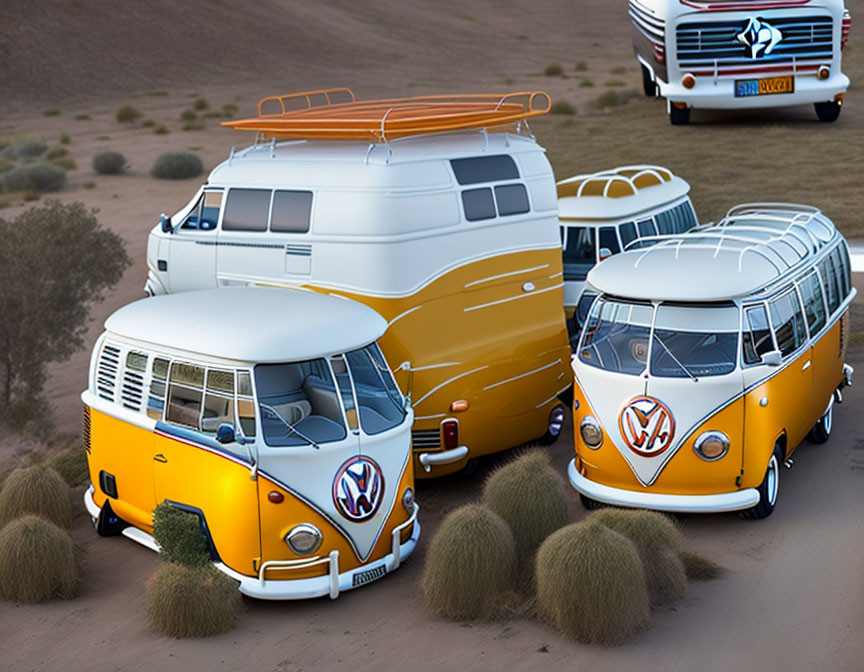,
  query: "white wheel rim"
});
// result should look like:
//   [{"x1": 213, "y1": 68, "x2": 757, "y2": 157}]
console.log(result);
[
  {"x1": 823, "y1": 398, "x2": 833, "y2": 435},
  {"x1": 549, "y1": 407, "x2": 565, "y2": 437},
  {"x1": 766, "y1": 455, "x2": 779, "y2": 506}
]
